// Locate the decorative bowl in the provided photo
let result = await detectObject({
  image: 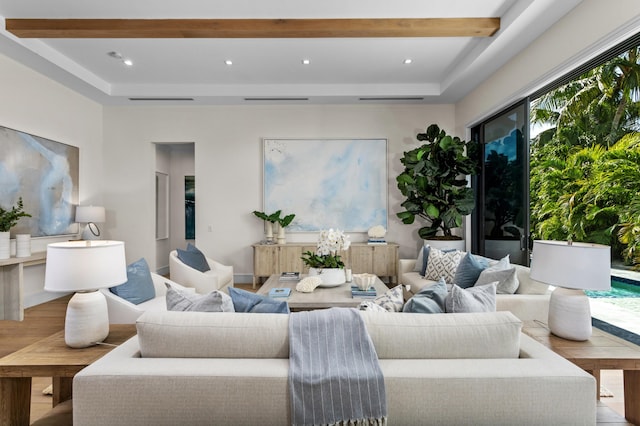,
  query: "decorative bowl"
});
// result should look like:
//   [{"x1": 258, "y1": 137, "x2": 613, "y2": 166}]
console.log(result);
[{"x1": 353, "y1": 273, "x2": 376, "y2": 291}]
